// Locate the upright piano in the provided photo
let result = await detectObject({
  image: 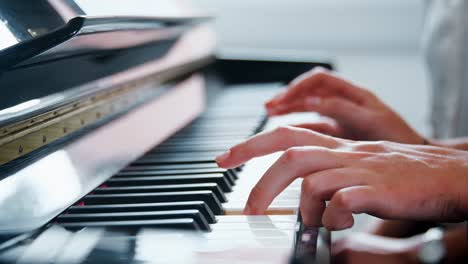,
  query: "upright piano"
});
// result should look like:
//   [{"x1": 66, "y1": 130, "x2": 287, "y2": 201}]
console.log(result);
[{"x1": 0, "y1": 1, "x2": 332, "y2": 263}]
